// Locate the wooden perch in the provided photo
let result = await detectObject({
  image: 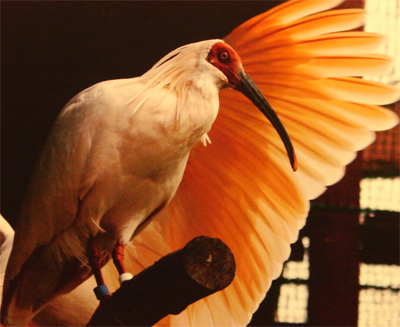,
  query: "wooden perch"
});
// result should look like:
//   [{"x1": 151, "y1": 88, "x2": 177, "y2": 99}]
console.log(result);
[{"x1": 87, "y1": 236, "x2": 235, "y2": 326}]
